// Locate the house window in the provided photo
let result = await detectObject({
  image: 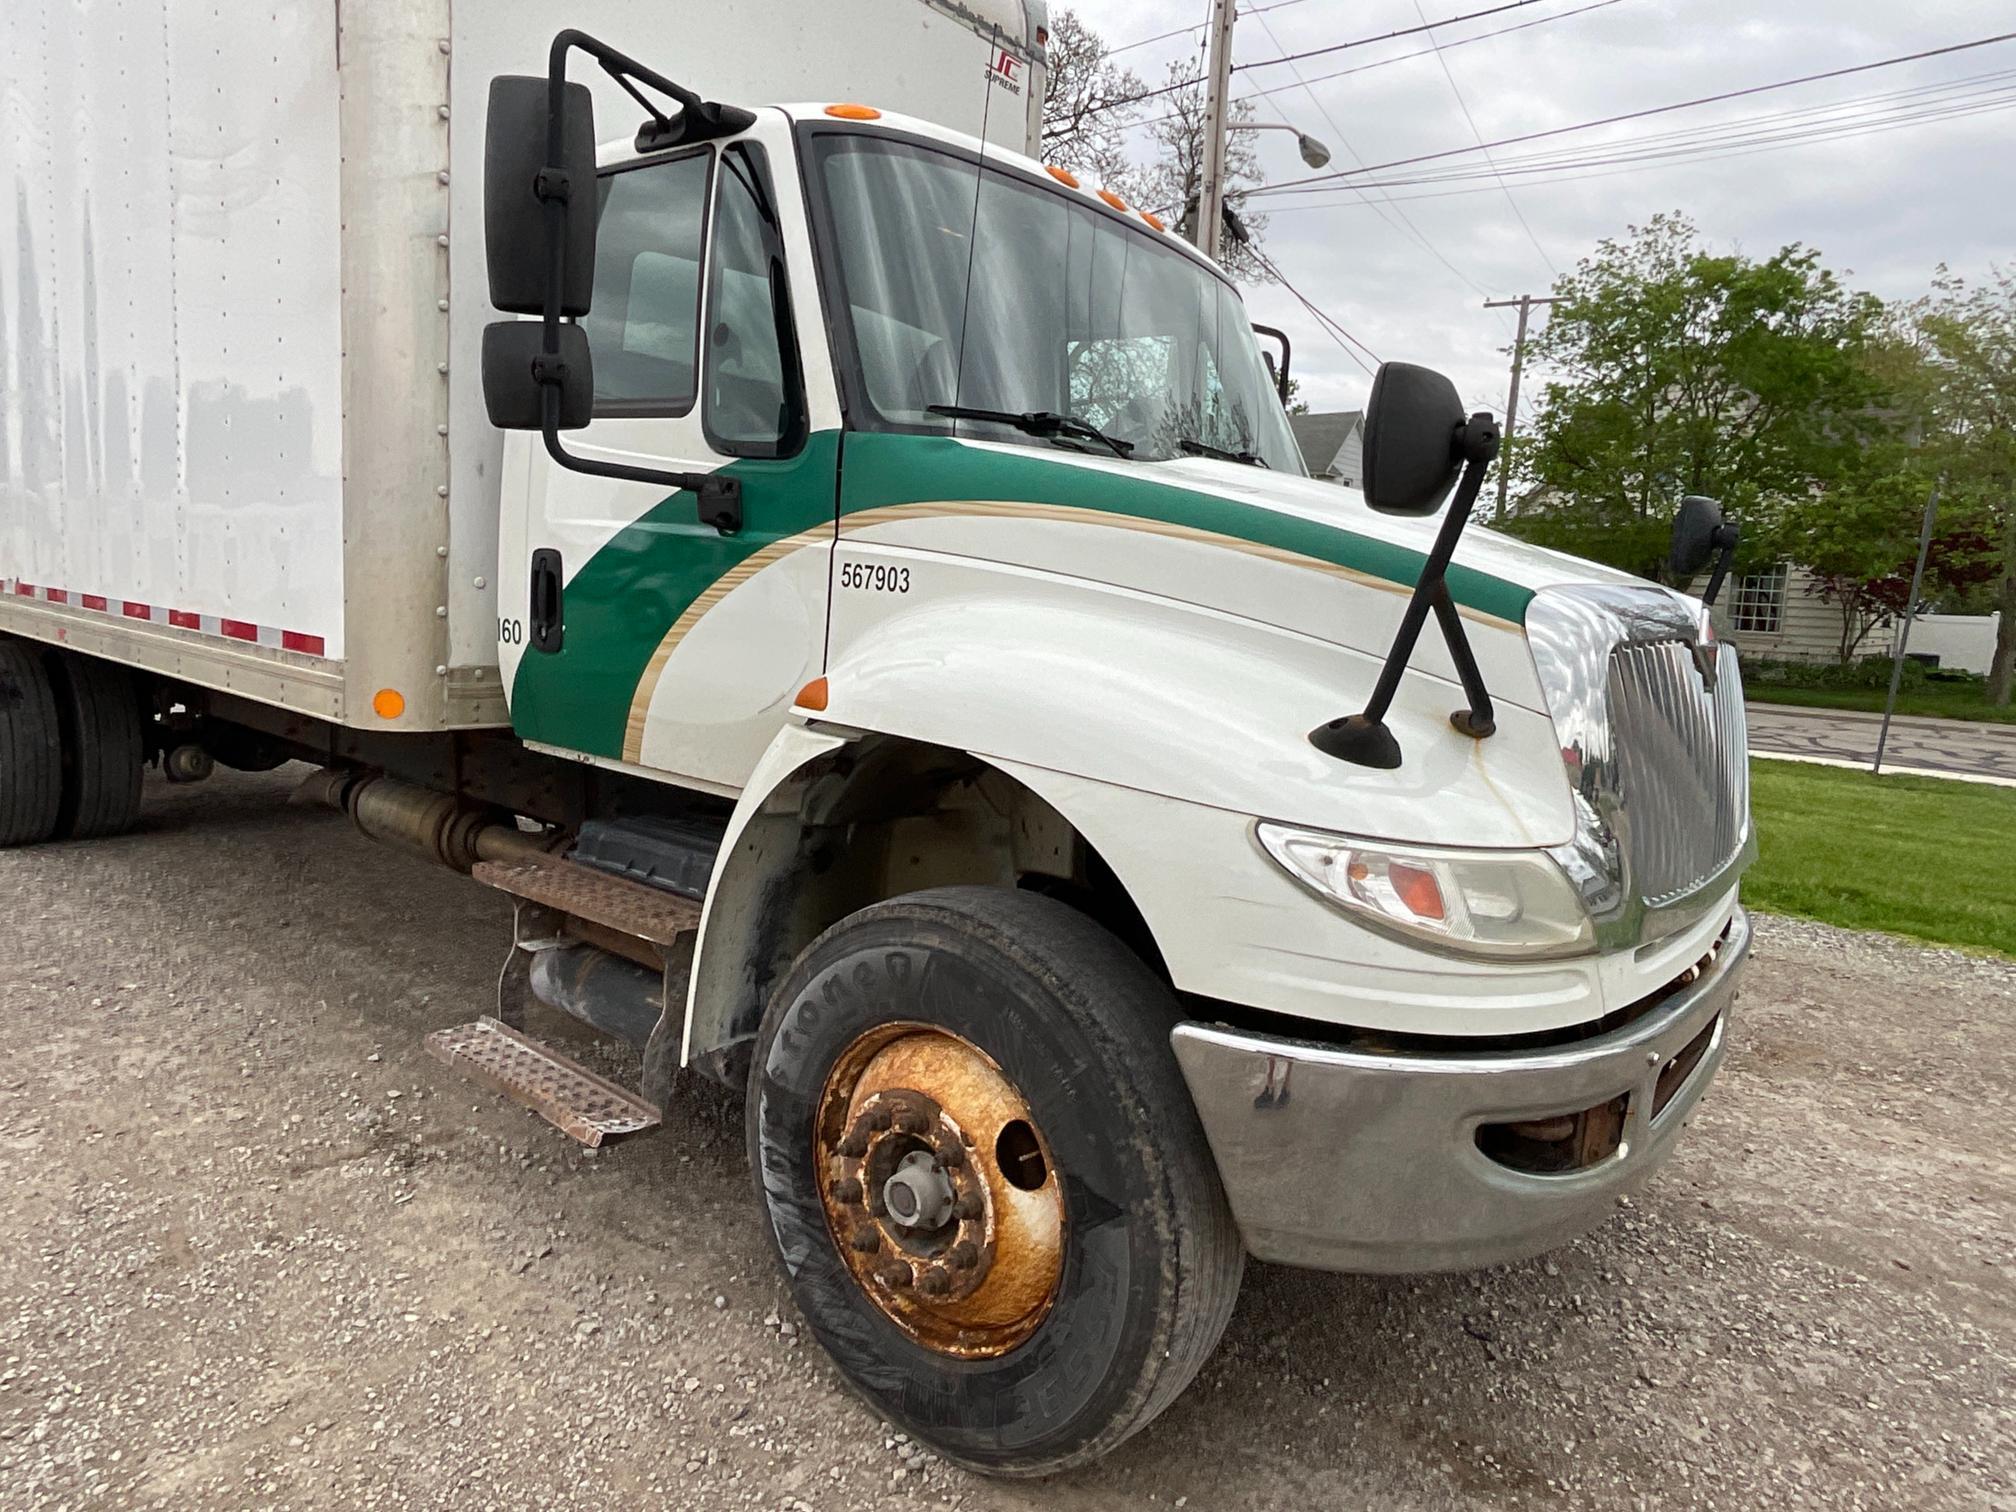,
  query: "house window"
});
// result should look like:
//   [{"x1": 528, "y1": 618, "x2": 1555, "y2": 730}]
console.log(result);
[{"x1": 1731, "y1": 564, "x2": 1787, "y2": 635}]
